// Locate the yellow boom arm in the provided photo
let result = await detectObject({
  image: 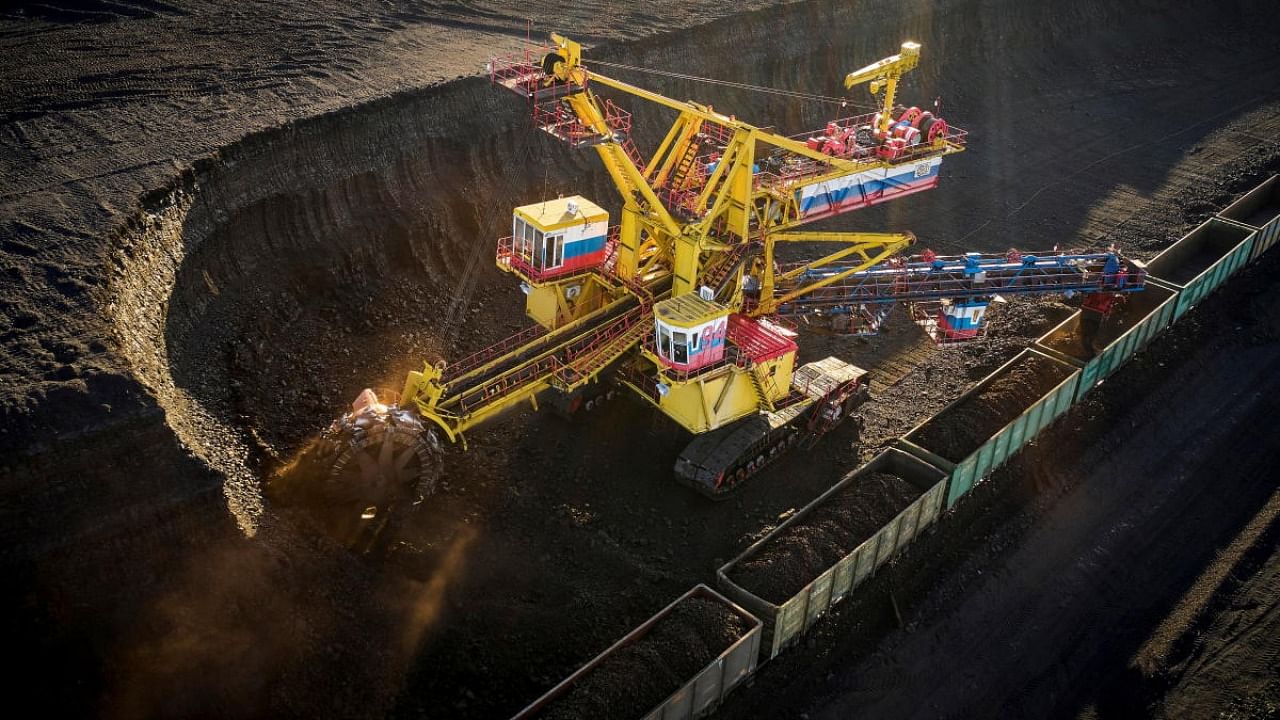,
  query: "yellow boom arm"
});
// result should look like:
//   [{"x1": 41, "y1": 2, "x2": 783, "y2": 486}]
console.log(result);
[{"x1": 844, "y1": 41, "x2": 921, "y2": 136}]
